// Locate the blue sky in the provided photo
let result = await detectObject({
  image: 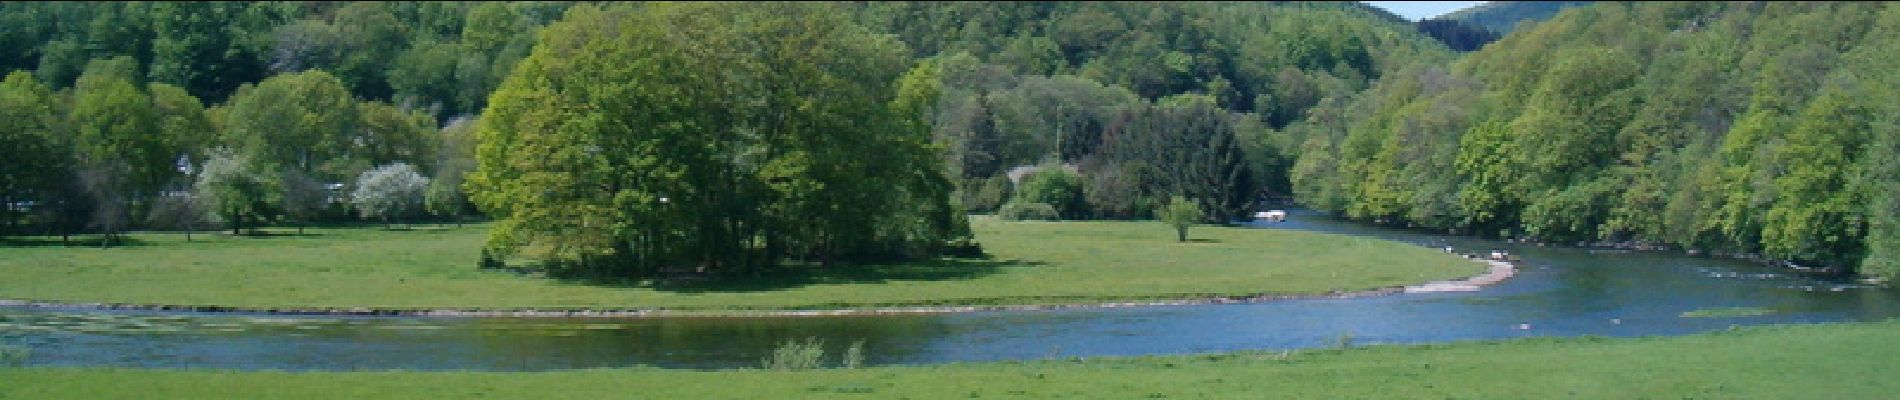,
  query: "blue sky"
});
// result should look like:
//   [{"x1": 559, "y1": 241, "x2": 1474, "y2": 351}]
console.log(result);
[{"x1": 1362, "y1": 1, "x2": 1488, "y2": 21}]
